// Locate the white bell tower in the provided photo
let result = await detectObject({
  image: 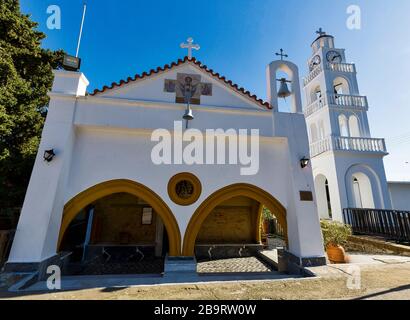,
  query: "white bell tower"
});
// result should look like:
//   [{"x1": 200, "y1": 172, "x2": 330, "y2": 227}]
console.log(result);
[{"x1": 303, "y1": 29, "x2": 392, "y2": 222}]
